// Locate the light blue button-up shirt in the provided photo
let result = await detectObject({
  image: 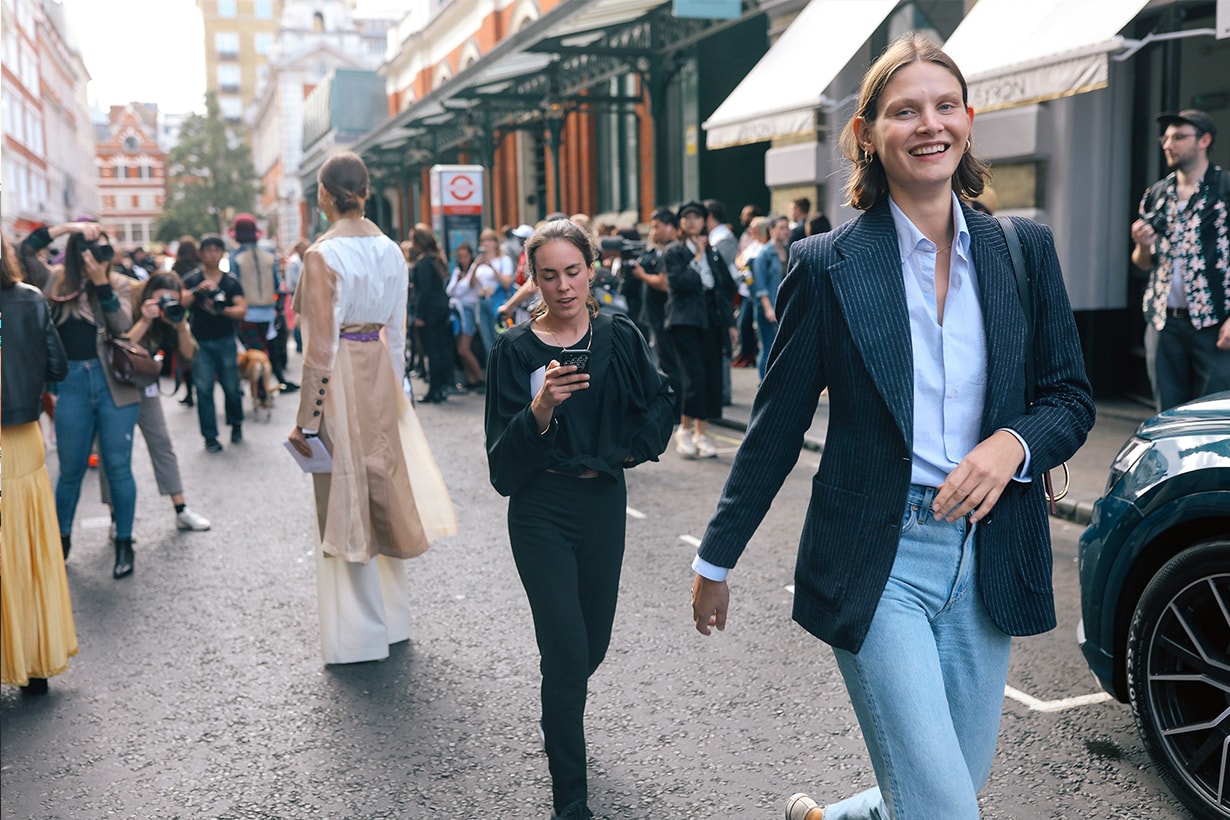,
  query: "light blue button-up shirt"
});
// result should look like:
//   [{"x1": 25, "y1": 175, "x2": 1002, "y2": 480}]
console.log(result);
[
  {"x1": 890, "y1": 195, "x2": 987, "y2": 487},
  {"x1": 691, "y1": 195, "x2": 1029, "y2": 583}
]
